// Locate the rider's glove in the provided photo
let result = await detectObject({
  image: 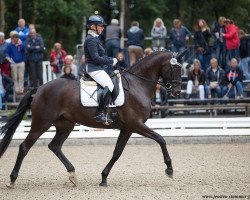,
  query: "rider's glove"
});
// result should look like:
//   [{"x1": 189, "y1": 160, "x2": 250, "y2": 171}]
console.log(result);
[{"x1": 112, "y1": 58, "x2": 118, "y2": 66}]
